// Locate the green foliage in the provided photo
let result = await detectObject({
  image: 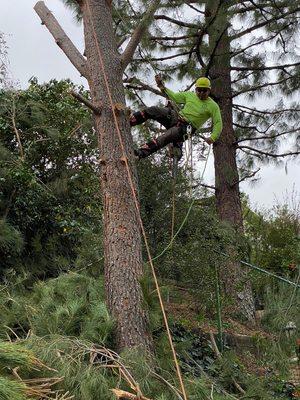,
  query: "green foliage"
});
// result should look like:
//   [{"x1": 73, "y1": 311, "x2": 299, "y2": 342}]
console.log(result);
[
  {"x1": 0, "y1": 272, "x2": 114, "y2": 345},
  {"x1": 138, "y1": 159, "x2": 234, "y2": 301},
  {"x1": 60, "y1": 0, "x2": 82, "y2": 22},
  {"x1": 0, "y1": 377, "x2": 27, "y2": 400},
  {"x1": 0, "y1": 79, "x2": 102, "y2": 279},
  {"x1": 0, "y1": 219, "x2": 23, "y2": 255},
  {"x1": 261, "y1": 282, "x2": 300, "y2": 340},
  {"x1": 0, "y1": 341, "x2": 38, "y2": 372},
  {"x1": 245, "y1": 203, "x2": 300, "y2": 275}
]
